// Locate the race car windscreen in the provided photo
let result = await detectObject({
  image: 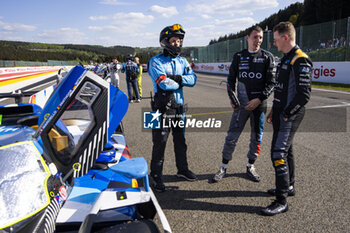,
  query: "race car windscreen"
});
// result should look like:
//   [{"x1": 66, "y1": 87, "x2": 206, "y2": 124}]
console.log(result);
[
  {"x1": 0, "y1": 142, "x2": 50, "y2": 229},
  {"x1": 47, "y1": 81, "x2": 101, "y2": 165}
]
